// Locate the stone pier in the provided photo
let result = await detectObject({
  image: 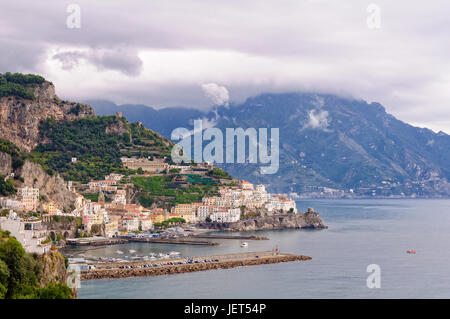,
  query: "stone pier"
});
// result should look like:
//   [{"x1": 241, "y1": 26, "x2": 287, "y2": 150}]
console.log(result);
[{"x1": 80, "y1": 251, "x2": 311, "y2": 280}]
